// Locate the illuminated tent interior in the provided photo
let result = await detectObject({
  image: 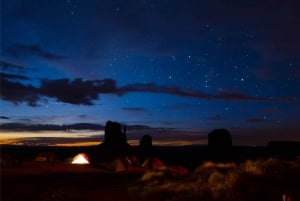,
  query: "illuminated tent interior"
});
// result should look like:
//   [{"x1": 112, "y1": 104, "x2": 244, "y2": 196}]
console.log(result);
[{"x1": 71, "y1": 153, "x2": 90, "y2": 165}]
